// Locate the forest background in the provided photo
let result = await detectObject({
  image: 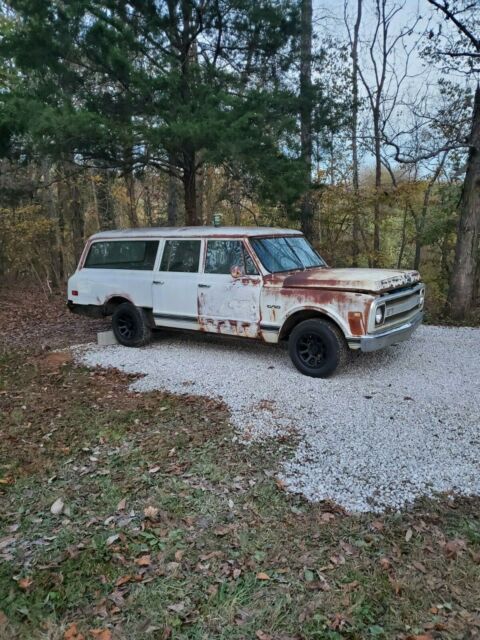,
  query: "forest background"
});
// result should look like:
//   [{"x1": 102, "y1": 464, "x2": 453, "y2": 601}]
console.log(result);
[{"x1": 0, "y1": 0, "x2": 478, "y2": 322}]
